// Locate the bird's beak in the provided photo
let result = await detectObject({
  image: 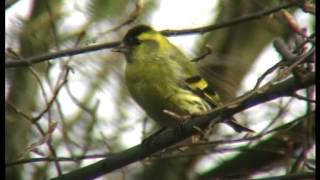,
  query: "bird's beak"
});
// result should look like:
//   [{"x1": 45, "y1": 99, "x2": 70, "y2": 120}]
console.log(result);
[{"x1": 112, "y1": 44, "x2": 128, "y2": 54}]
